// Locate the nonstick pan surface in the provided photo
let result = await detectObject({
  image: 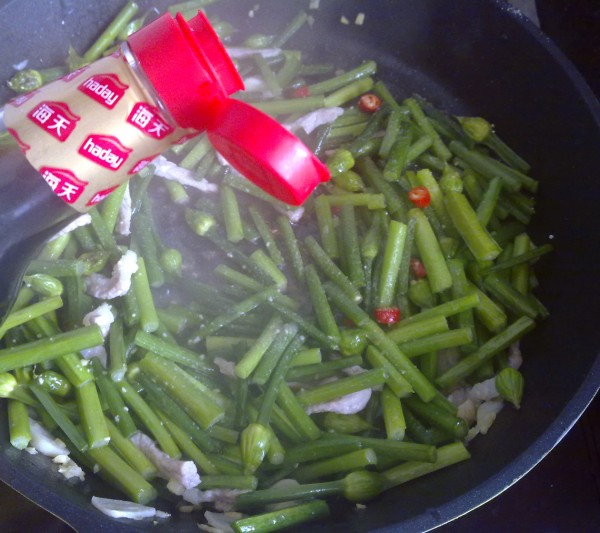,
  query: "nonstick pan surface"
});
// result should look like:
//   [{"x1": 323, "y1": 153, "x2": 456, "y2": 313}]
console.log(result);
[{"x1": 0, "y1": 1, "x2": 599, "y2": 531}]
